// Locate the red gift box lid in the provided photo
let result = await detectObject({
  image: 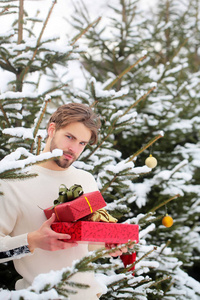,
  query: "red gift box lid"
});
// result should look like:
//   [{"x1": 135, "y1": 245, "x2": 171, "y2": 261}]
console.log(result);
[{"x1": 51, "y1": 221, "x2": 139, "y2": 244}]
